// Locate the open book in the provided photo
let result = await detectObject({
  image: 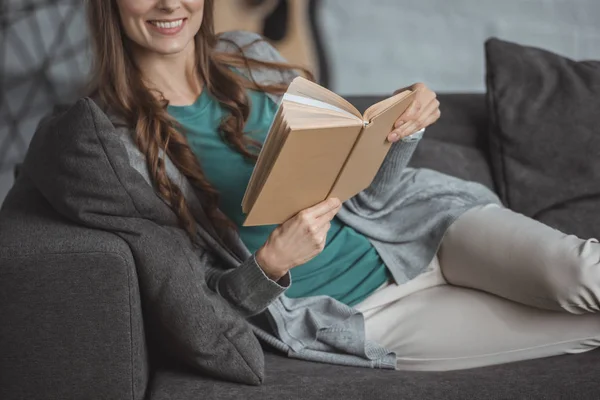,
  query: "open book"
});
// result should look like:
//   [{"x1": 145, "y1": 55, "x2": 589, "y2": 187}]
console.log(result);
[{"x1": 241, "y1": 77, "x2": 416, "y2": 226}]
